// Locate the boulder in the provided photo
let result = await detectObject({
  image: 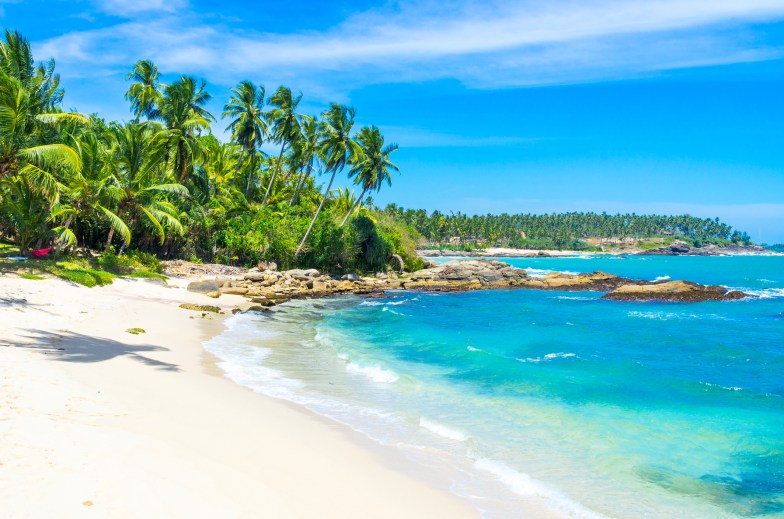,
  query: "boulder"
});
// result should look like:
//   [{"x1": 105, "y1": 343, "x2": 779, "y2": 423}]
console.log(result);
[
  {"x1": 220, "y1": 286, "x2": 249, "y2": 295},
  {"x1": 341, "y1": 273, "x2": 360, "y2": 282},
  {"x1": 187, "y1": 279, "x2": 224, "y2": 294}
]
